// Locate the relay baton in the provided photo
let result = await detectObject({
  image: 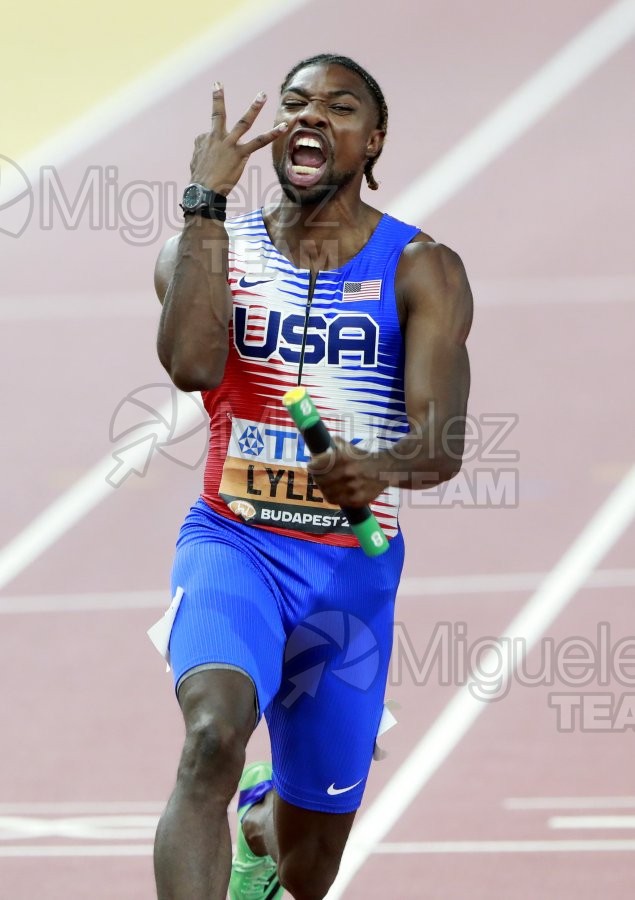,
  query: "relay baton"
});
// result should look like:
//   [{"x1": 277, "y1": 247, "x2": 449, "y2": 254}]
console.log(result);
[{"x1": 282, "y1": 387, "x2": 389, "y2": 557}]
